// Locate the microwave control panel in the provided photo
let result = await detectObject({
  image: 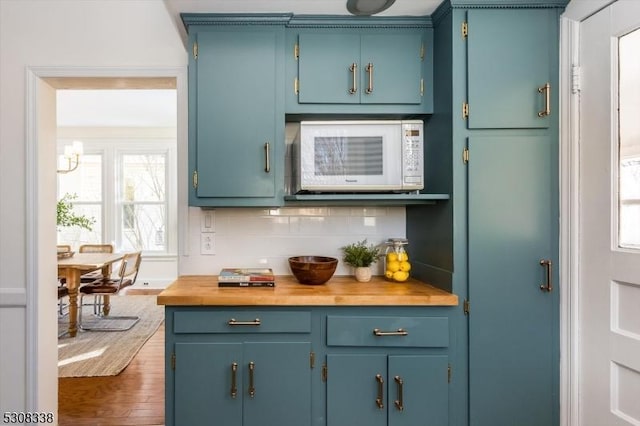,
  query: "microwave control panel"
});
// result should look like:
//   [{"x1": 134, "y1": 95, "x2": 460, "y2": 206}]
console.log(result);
[{"x1": 401, "y1": 120, "x2": 424, "y2": 190}]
